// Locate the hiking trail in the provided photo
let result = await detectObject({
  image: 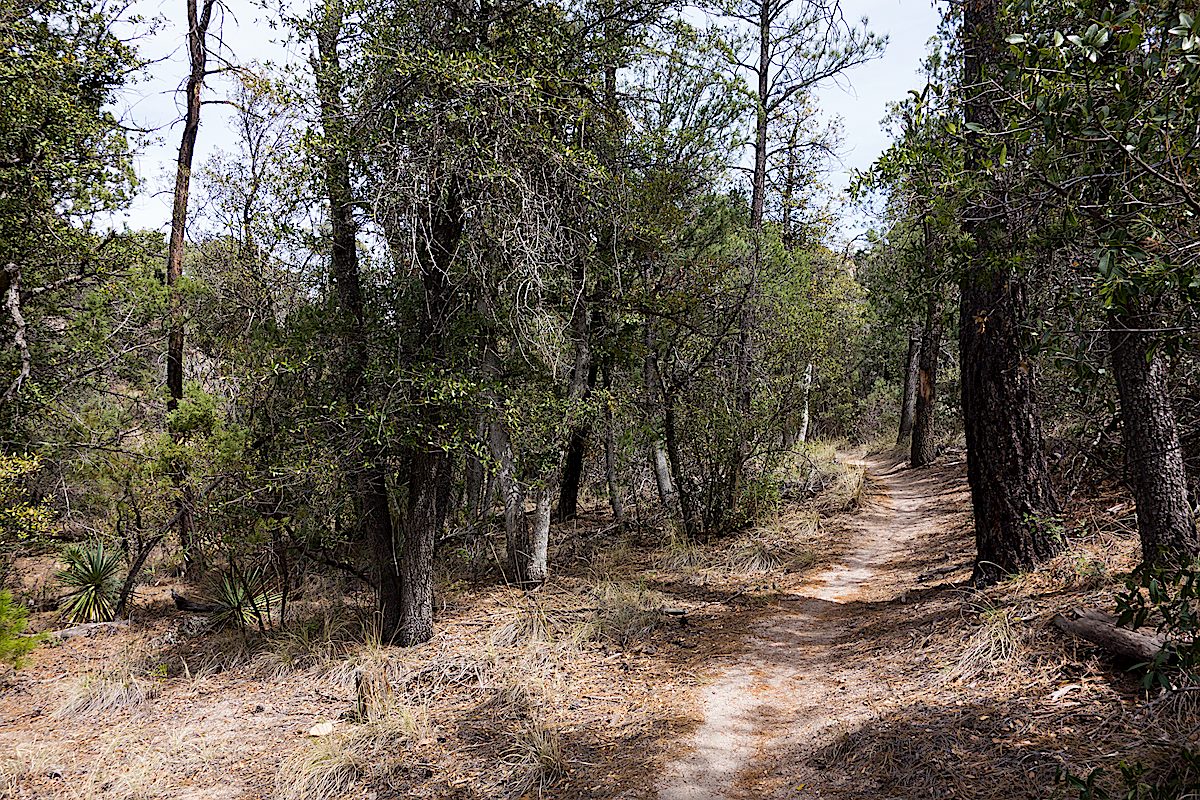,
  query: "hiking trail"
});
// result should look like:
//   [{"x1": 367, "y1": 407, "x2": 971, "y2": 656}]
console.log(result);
[{"x1": 657, "y1": 454, "x2": 971, "y2": 799}]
